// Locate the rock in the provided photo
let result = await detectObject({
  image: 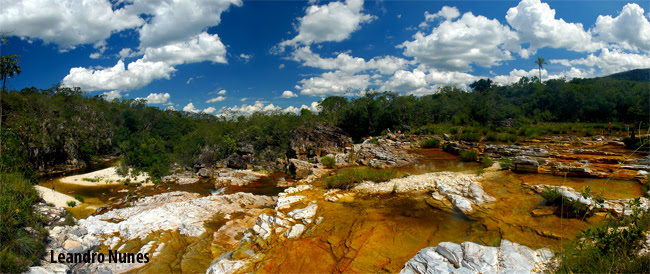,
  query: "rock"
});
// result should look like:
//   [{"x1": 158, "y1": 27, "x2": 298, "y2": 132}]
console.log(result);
[
  {"x1": 214, "y1": 168, "x2": 264, "y2": 186},
  {"x1": 197, "y1": 168, "x2": 212, "y2": 178},
  {"x1": 34, "y1": 201, "x2": 70, "y2": 227},
  {"x1": 531, "y1": 207, "x2": 555, "y2": 217},
  {"x1": 351, "y1": 141, "x2": 418, "y2": 168},
  {"x1": 287, "y1": 203, "x2": 318, "y2": 222},
  {"x1": 634, "y1": 170, "x2": 649, "y2": 182},
  {"x1": 448, "y1": 194, "x2": 474, "y2": 214},
  {"x1": 62, "y1": 239, "x2": 83, "y2": 253},
  {"x1": 276, "y1": 195, "x2": 305, "y2": 210},
  {"x1": 285, "y1": 224, "x2": 306, "y2": 239},
  {"x1": 531, "y1": 185, "x2": 595, "y2": 207},
  {"x1": 206, "y1": 252, "x2": 251, "y2": 274},
  {"x1": 162, "y1": 172, "x2": 201, "y2": 185},
  {"x1": 354, "y1": 172, "x2": 495, "y2": 215},
  {"x1": 288, "y1": 159, "x2": 316, "y2": 179},
  {"x1": 400, "y1": 247, "x2": 458, "y2": 274},
  {"x1": 288, "y1": 125, "x2": 352, "y2": 160},
  {"x1": 401, "y1": 241, "x2": 555, "y2": 274},
  {"x1": 485, "y1": 144, "x2": 551, "y2": 158},
  {"x1": 443, "y1": 141, "x2": 470, "y2": 155},
  {"x1": 436, "y1": 242, "x2": 463, "y2": 267},
  {"x1": 79, "y1": 192, "x2": 274, "y2": 241},
  {"x1": 513, "y1": 156, "x2": 539, "y2": 173},
  {"x1": 461, "y1": 242, "x2": 498, "y2": 273}
]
